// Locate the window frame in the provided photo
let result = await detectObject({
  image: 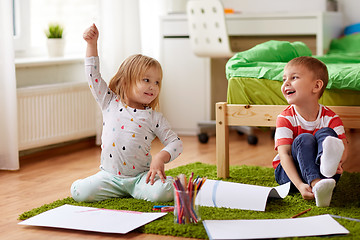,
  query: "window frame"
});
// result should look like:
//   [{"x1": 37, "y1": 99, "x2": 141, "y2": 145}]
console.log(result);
[{"x1": 13, "y1": 0, "x2": 30, "y2": 51}]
